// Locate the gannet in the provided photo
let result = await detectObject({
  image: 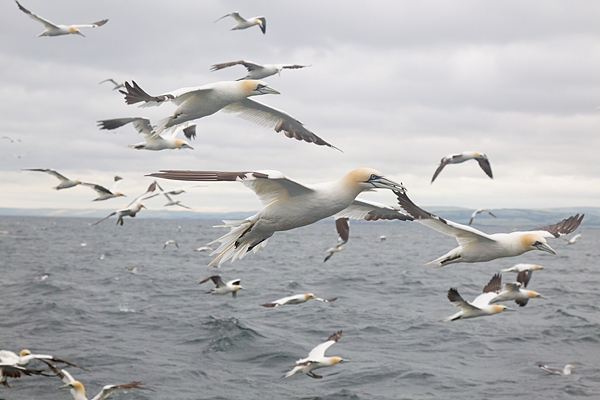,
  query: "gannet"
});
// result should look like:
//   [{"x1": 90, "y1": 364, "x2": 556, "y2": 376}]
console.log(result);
[
  {"x1": 163, "y1": 240, "x2": 179, "y2": 249},
  {"x1": 215, "y1": 12, "x2": 266, "y2": 34},
  {"x1": 199, "y1": 275, "x2": 243, "y2": 298},
  {"x1": 210, "y1": 60, "x2": 310, "y2": 80},
  {"x1": 430, "y1": 151, "x2": 493, "y2": 183},
  {"x1": 15, "y1": 1, "x2": 108, "y2": 37},
  {"x1": 324, "y1": 244, "x2": 345, "y2": 262},
  {"x1": 500, "y1": 264, "x2": 543, "y2": 287},
  {"x1": 99, "y1": 79, "x2": 125, "y2": 91},
  {"x1": 0, "y1": 349, "x2": 85, "y2": 387},
  {"x1": 97, "y1": 117, "x2": 195, "y2": 151},
  {"x1": 395, "y1": 190, "x2": 583, "y2": 266},
  {"x1": 443, "y1": 274, "x2": 514, "y2": 322},
  {"x1": 148, "y1": 168, "x2": 409, "y2": 266},
  {"x1": 0, "y1": 363, "x2": 45, "y2": 387},
  {"x1": 379, "y1": 235, "x2": 387, "y2": 242},
  {"x1": 119, "y1": 80, "x2": 337, "y2": 149},
  {"x1": 42, "y1": 360, "x2": 148, "y2": 400},
  {"x1": 82, "y1": 176, "x2": 125, "y2": 201},
  {"x1": 91, "y1": 182, "x2": 158, "y2": 226},
  {"x1": 22, "y1": 168, "x2": 82, "y2": 190},
  {"x1": 323, "y1": 217, "x2": 349, "y2": 262},
  {"x1": 486, "y1": 273, "x2": 544, "y2": 307},
  {"x1": 155, "y1": 182, "x2": 193, "y2": 210},
  {"x1": 468, "y1": 208, "x2": 497, "y2": 225},
  {"x1": 563, "y1": 233, "x2": 582, "y2": 245},
  {"x1": 285, "y1": 331, "x2": 345, "y2": 379},
  {"x1": 538, "y1": 364, "x2": 576, "y2": 376},
  {"x1": 194, "y1": 246, "x2": 213, "y2": 252},
  {"x1": 261, "y1": 293, "x2": 337, "y2": 307}
]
